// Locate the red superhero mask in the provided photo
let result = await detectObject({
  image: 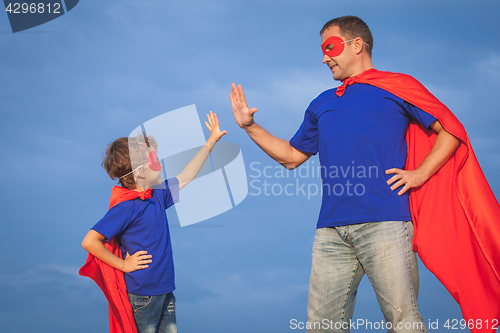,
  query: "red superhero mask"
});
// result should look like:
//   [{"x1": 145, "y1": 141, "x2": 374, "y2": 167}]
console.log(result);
[
  {"x1": 321, "y1": 36, "x2": 355, "y2": 57},
  {"x1": 146, "y1": 150, "x2": 162, "y2": 171},
  {"x1": 119, "y1": 150, "x2": 162, "y2": 179}
]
